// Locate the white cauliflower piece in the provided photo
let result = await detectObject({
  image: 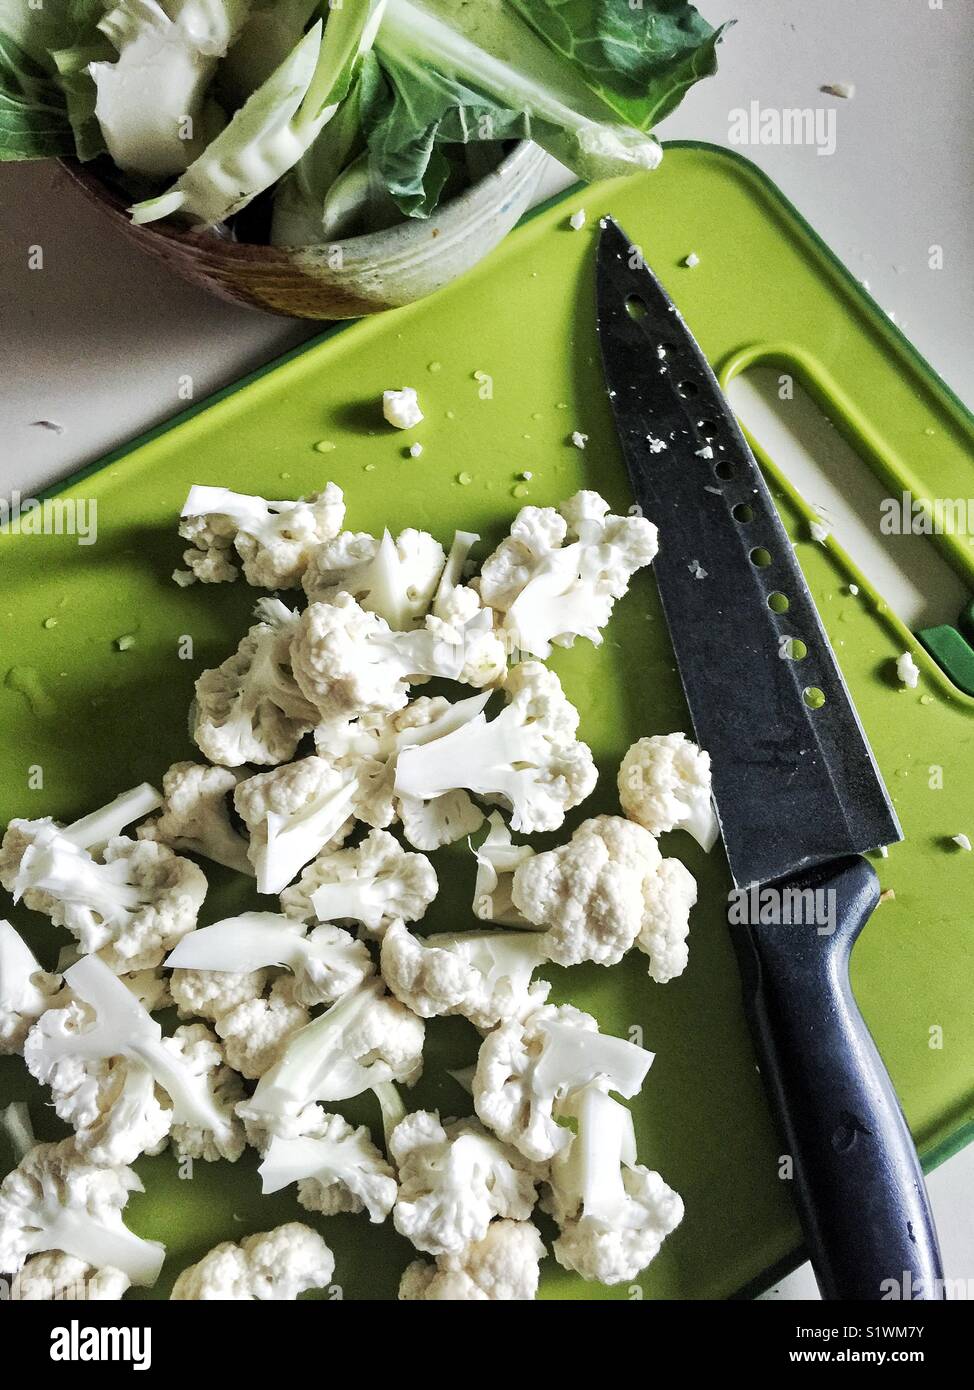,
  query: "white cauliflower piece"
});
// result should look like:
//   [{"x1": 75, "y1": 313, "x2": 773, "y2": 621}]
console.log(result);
[
  {"x1": 137, "y1": 761, "x2": 252, "y2": 874},
  {"x1": 471, "y1": 813, "x2": 536, "y2": 926},
  {"x1": 474, "y1": 1002, "x2": 654, "y2": 1162},
  {"x1": 170, "y1": 1222, "x2": 334, "y2": 1300},
  {"x1": 398, "y1": 788, "x2": 486, "y2": 852},
  {"x1": 638, "y1": 857, "x2": 697, "y2": 984},
  {"x1": 193, "y1": 598, "x2": 319, "y2": 767},
  {"x1": 380, "y1": 921, "x2": 549, "y2": 1030},
  {"x1": 291, "y1": 594, "x2": 467, "y2": 731},
  {"x1": 233, "y1": 757, "x2": 357, "y2": 894},
  {"x1": 478, "y1": 491, "x2": 658, "y2": 657},
  {"x1": 395, "y1": 661, "x2": 596, "y2": 835},
  {"x1": 303, "y1": 528, "x2": 445, "y2": 629},
  {"x1": 215, "y1": 976, "x2": 311, "y2": 1081},
  {"x1": 11, "y1": 1249, "x2": 130, "y2": 1301},
  {"x1": 428, "y1": 529, "x2": 508, "y2": 688},
  {"x1": 383, "y1": 387, "x2": 423, "y2": 430},
  {"x1": 3, "y1": 822, "x2": 207, "y2": 973},
  {"x1": 166, "y1": 910, "x2": 374, "y2": 1008},
  {"x1": 179, "y1": 483, "x2": 345, "y2": 589},
  {"x1": 169, "y1": 967, "x2": 270, "y2": 1022},
  {"x1": 258, "y1": 1105, "x2": 397, "y2": 1222},
  {"x1": 511, "y1": 814, "x2": 661, "y2": 967},
  {"x1": 399, "y1": 1219, "x2": 545, "y2": 1300},
  {"x1": 241, "y1": 978, "x2": 425, "y2": 1134},
  {"x1": 618, "y1": 732, "x2": 718, "y2": 851},
  {"x1": 543, "y1": 1086, "x2": 683, "y2": 1285},
  {"x1": 0, "y1": 1138, "x2": 165, "y2": 1286},
  {"x1": 390, "y1": 1110, "x2": 542, "y2": 1257},
  {"x1": 281, "y1": 829, "x2": 437, "y2": 940},
  {"x1": 25, "y1": 956, "x2": 243, "y2": 1164},
  {"x1": 0, "y1": 918, "x2": 63, "y2": 1055}
]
